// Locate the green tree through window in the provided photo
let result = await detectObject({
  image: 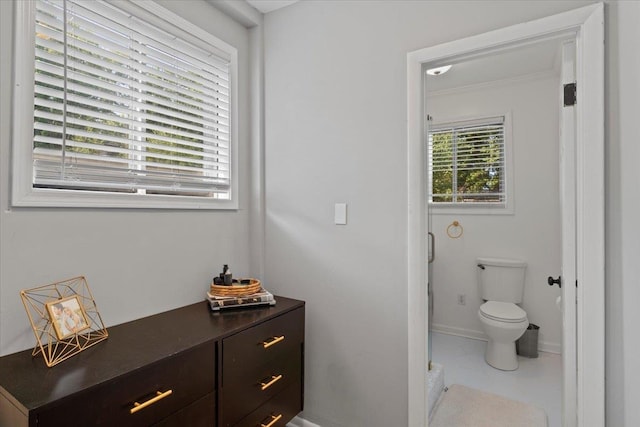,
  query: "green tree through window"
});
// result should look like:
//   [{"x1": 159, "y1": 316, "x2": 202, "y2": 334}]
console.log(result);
[{"x1": 429, "y1": 118, "x2": 505, "y2": 204}]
